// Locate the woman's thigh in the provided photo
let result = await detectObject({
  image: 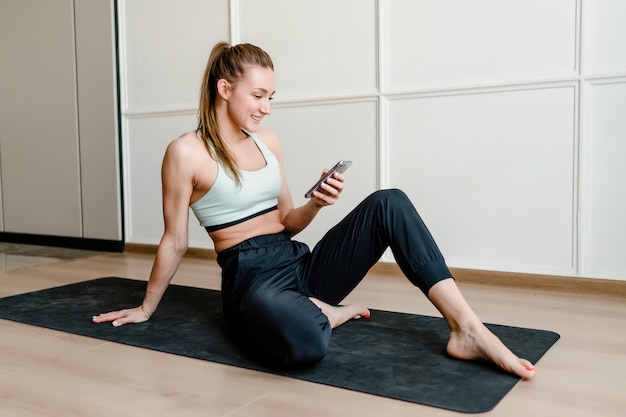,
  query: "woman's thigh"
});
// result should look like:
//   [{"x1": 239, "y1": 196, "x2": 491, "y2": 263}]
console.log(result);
[{"x1": 300, "y1": 192, "x2": 392, "y2": 304}]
